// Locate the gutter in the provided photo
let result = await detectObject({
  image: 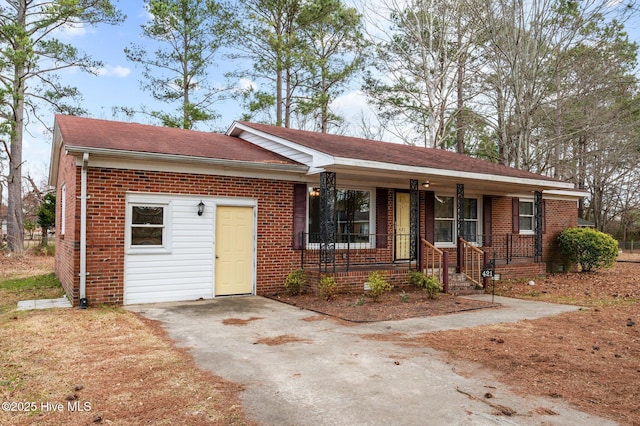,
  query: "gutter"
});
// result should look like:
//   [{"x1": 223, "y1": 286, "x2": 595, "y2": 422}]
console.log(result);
[
  {"x1": 79, "y1": 152, "x2": 89, "y2": 308},
  {"x1": 64, "y1": 145, "x2": 308, "y2": 174}
]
